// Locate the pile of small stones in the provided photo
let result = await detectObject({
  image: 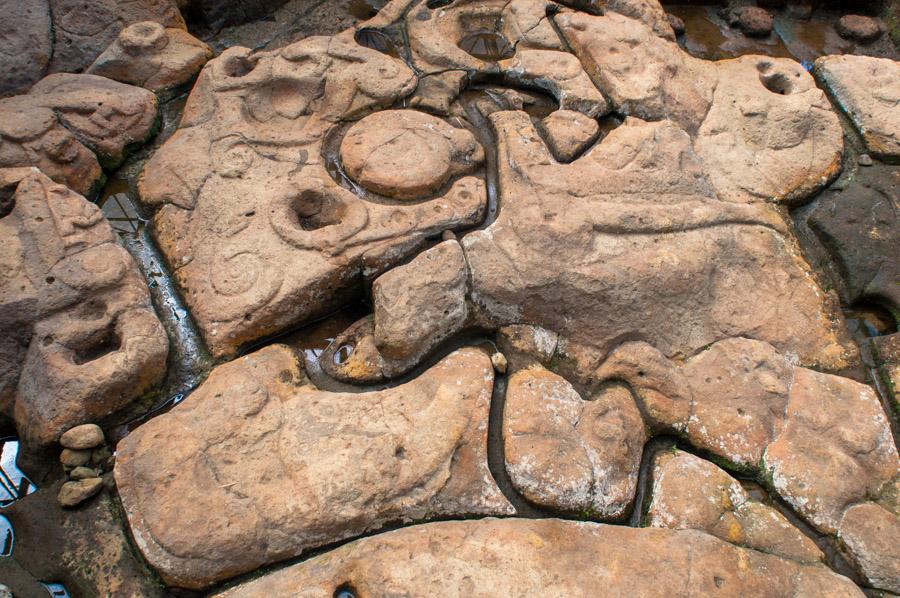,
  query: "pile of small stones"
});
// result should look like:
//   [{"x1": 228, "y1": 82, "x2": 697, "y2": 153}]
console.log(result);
[{"x1": 57, "y1": 424, "x2": 111, "y2": 508}]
